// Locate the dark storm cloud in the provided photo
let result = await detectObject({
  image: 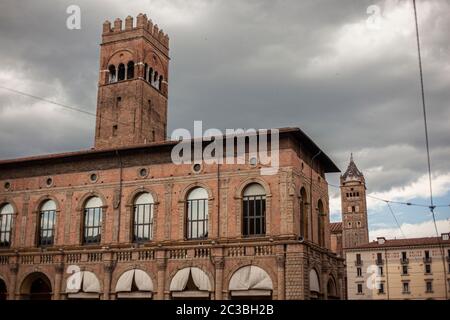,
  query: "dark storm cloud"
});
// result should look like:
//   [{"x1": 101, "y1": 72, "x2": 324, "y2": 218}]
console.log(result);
[{"x1": 0, "y1": 0, "x2": 449, "y2": 204}]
